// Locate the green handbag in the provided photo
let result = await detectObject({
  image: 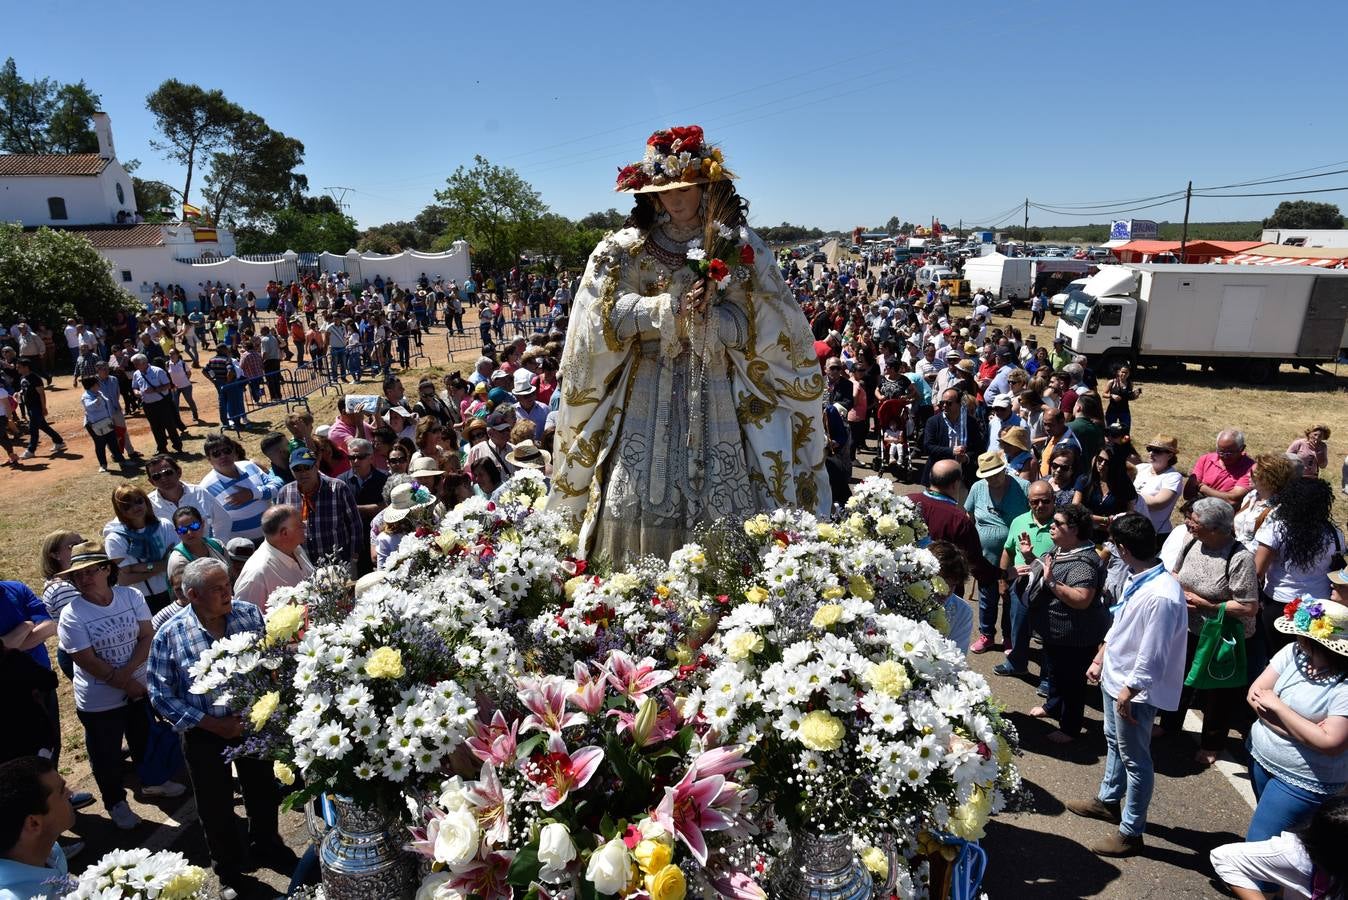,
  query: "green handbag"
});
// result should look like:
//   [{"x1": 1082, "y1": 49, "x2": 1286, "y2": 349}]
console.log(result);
[{"x1": 1185, "y1": 605, "x2": 1247, "y2": 690}]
